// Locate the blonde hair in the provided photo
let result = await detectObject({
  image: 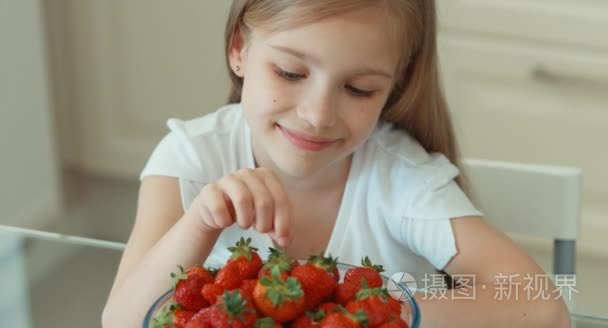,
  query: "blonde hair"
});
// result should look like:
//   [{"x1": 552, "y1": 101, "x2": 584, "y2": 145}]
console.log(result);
[{"x1": 224, "y1": 0, "x2": 469, "y2": 191}]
